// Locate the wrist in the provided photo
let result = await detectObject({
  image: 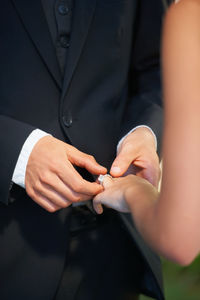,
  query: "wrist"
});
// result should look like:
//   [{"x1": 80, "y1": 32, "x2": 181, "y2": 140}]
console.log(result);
[
  {"x1": 125, "y1": 178, "x2": 158, "y2": 219},
  {"x1": 12, "y1": 129, "x2": 51, "y2": 189},
  {"x1": 132, "y1": 127, "x2": 157, "y2": 150},
  {"x1": 120, "y1": 127, "x2": 157, "y2": 156}
]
